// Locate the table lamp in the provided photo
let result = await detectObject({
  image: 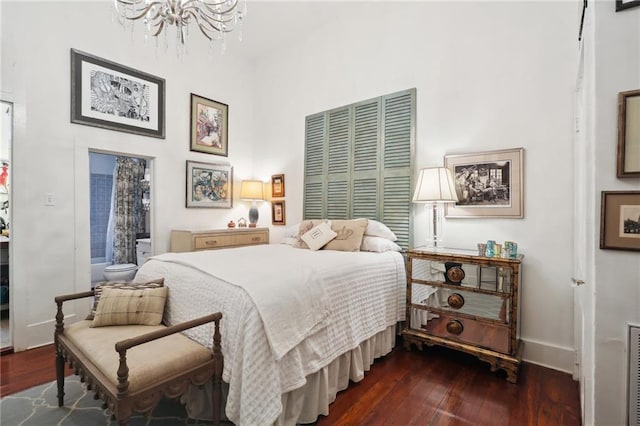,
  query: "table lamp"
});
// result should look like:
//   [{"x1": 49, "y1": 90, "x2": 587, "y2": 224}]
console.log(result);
[
  {"x1": 412, "y1": 167, "x2": 459, "y2": 248},
  {"x1": 240, "y1": 180, "x2": 265, "y2": 227}
]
